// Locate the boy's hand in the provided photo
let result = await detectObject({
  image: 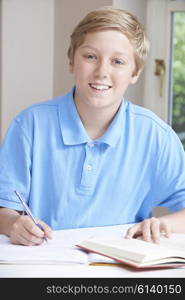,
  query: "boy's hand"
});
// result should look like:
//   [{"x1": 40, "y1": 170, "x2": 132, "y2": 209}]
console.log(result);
[
  {"x1": 125, "y1": 217, "x2": 172, "y2": 243},
  {"x1": 9, "y1": 215, "x2": 52, "y2": 246}
]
